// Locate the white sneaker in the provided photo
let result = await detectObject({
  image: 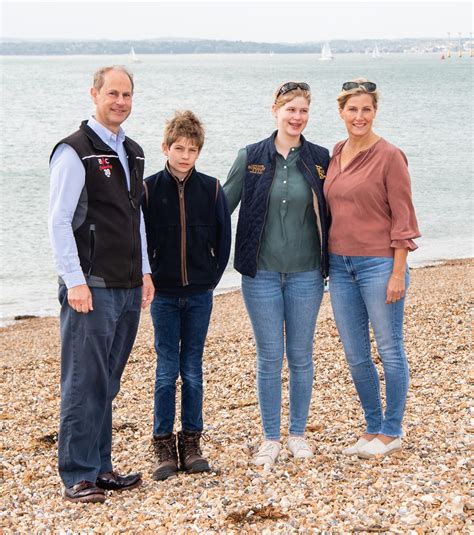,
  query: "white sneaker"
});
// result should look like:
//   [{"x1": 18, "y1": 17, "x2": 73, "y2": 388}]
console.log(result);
[
  {"x1": 287, "y1": 436, "x2": 314, "y2": 459},
  {"x1": 342, "y1": 437, "x2": 369, "y2": 456},
  {"x1": 253, "y1": 440, "x2": 281, "y2": 466},
  {"x1": 357, "y1": 437, "x2": 401, "y2": 459}
]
